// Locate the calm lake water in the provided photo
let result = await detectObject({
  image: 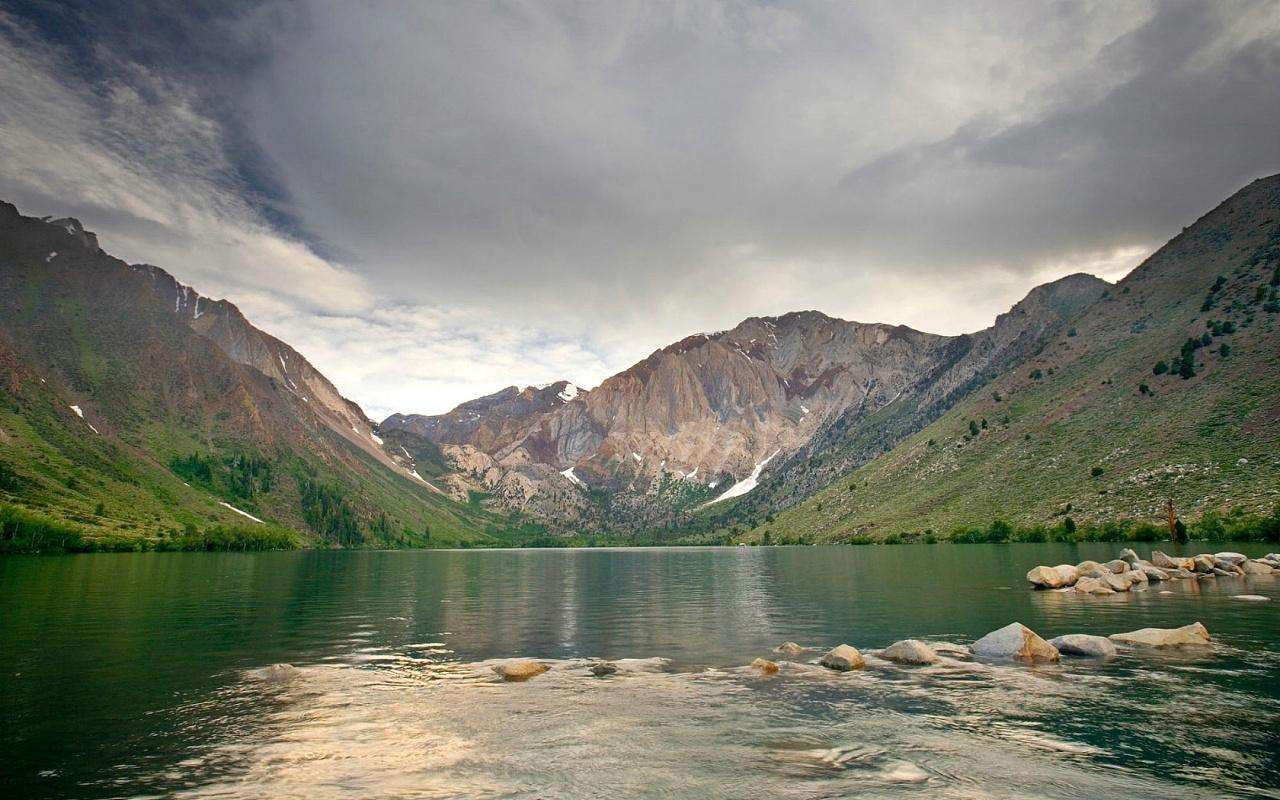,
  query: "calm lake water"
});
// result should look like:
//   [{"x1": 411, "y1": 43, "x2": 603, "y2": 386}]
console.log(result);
[{"x1": 2, "y1": 543, "x2": 1278, "y2": 799}]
